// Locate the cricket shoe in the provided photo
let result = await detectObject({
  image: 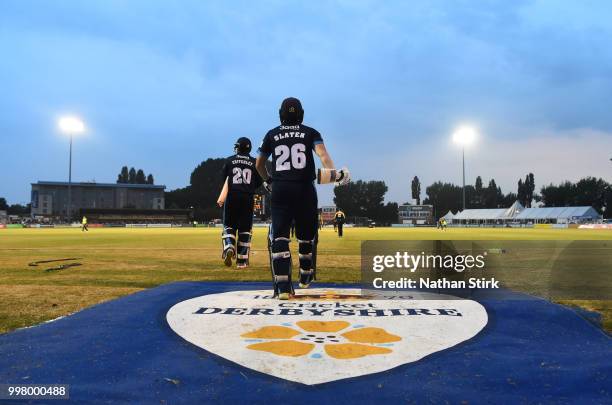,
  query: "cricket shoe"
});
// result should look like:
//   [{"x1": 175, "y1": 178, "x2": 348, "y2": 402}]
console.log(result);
[
  {"x1": 298, "y1": 268, "x2": 314, "y2": 289},
  {"x1": 223, "y1": 249, "x2": 235, "y2": 267},
  {"x1": 236, "y1": 262, "x2": 248, "y2": 269},
  {"x1": 276, "y1": 281, "x2": 293, "y2": 300}
]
